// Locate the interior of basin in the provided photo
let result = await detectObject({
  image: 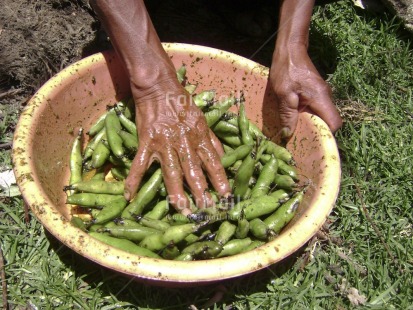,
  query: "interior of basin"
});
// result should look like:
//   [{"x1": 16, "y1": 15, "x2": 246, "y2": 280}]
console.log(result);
[{"x1": 28, "y1": 51, "x2": 130, "y2": 218}]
